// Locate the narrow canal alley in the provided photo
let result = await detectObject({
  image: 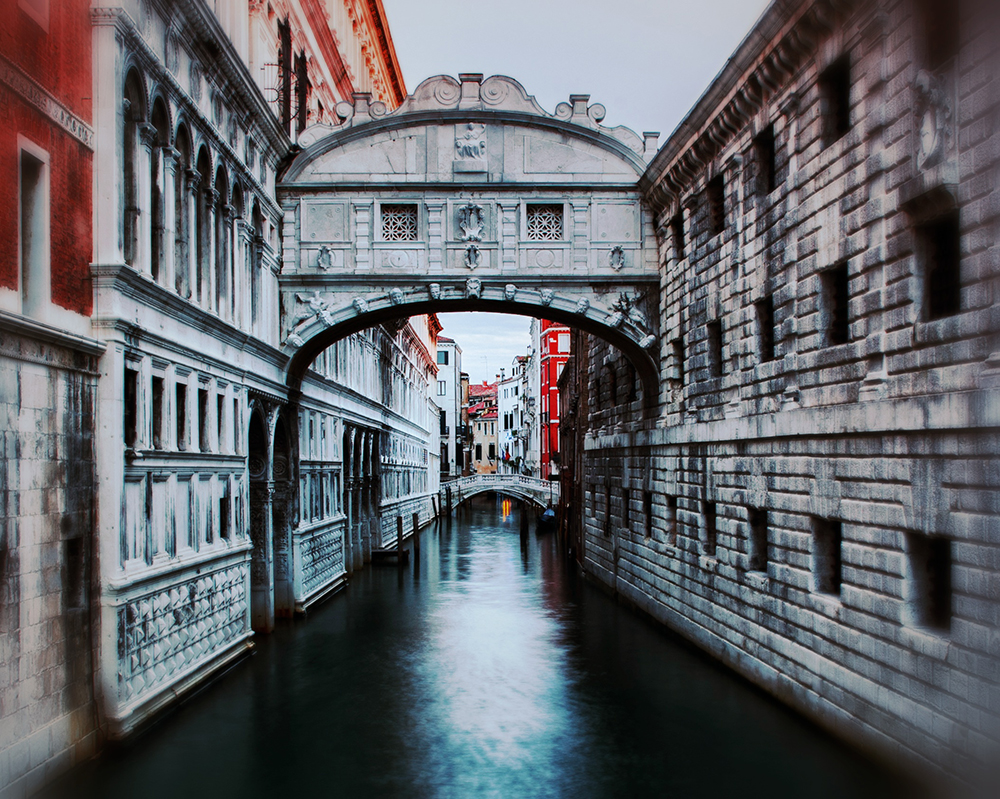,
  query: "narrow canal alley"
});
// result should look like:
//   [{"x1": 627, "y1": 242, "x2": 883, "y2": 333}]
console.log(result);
[{"x1": 48, "y1": 499, "x2": 906, "y2": 799}]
